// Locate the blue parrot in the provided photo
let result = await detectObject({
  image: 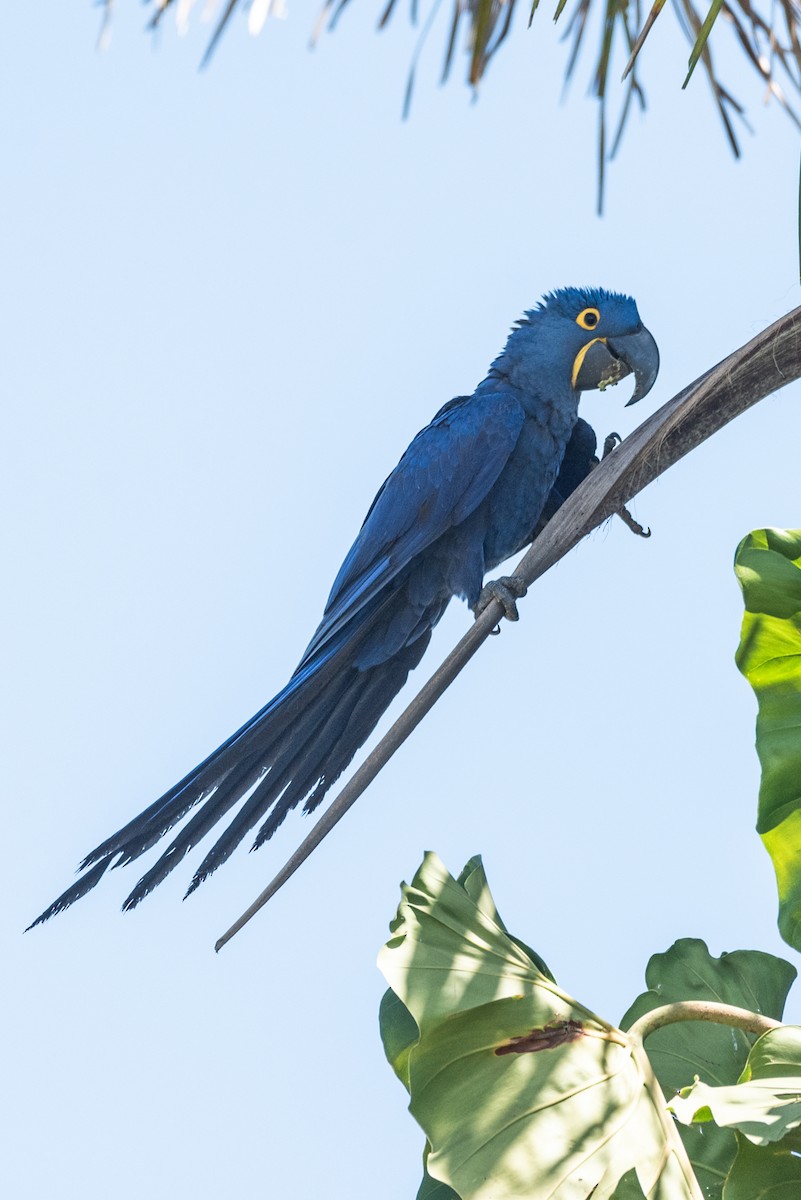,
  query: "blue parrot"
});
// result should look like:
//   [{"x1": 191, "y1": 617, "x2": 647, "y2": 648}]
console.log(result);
[{"x1": 31, "y1": 287, "x2": 658, "y2": 925}]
